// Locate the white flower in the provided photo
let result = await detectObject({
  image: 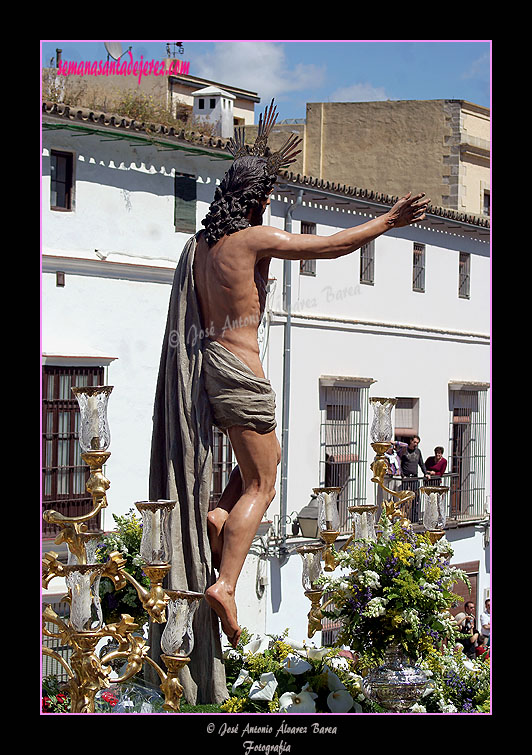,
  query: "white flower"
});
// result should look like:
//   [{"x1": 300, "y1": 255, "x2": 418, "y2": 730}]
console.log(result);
[
  {"x1": 439, "y1": 701, "x2": 458, "y2": 713},
  {"x1": 278, "y1": 683, "x2": 318, "y2": 713},
  {"x1": 243, "y1": 635, "x2": 270, "y2": 655},
  {"x1": 232, "y1": 668, "x2": 251, "y2": 692},
  {"x1": 362, "y1": 597, "x2": 388, "y2": 617},
  {"x1": 403, "y1": 608, "x2": 420, "y2": 631},
  {"x1": 410, "y1": 703, "x2": 427, "y2": 713},
  {"x1": 434, "y1": 537, "x2": 453, "y2": 556},
  {"x1": 327, "y1": 689, "x2": 354, "y2": 712},
  {"x1": 326, "y1": 670, "x2": 345, "y2": 691},
  {"x1": 223, "y1": 648, "x2": 241, "y2": 661},
  {"x1": 357, "y1": 570, "x2": 381, "y2": 589},
  {"x1": 248, "y1": 672, "x2": 278, "y2": 701},
  {"x1": 306, "y1": 646, "x2": 329, "y2": 661},
  {"x1": 325, "y1": 656, "x2": 349, "y2": 671},
  {"x1": 284, "y1": 637, "x2": 307, "y2": 652},
  {"x1": 282, "y1": 653, "x2": 312, "y2": 675},
  {"x1": 346, "y1": 672, "x2": 364, "y2": 693}
]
